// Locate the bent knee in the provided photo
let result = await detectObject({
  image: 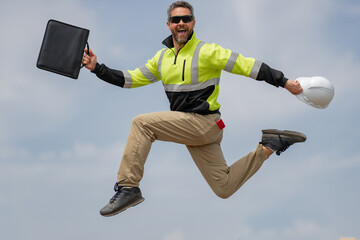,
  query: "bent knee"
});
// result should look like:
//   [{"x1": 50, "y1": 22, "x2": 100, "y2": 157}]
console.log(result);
[
  {"x1": 212, "y1": 187, "x2": 233, "y2": 199},
  {"x1": 131, "y1": 114, "x2": 151, "y2": 130},
  {"x1": 131, "y1": 114, "x2": 146, "y2": 125}
]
